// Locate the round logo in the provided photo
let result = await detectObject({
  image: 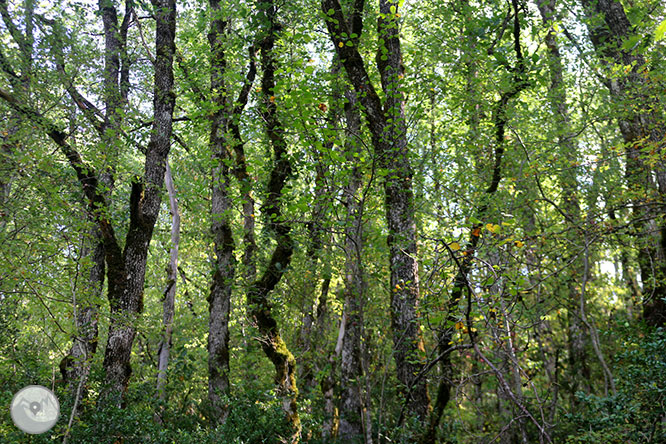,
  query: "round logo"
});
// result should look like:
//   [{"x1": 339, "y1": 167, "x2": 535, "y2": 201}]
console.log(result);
[{"x1": 10, "y1": 385, "x2": 60, "y2": 434}]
